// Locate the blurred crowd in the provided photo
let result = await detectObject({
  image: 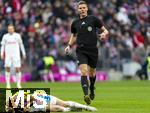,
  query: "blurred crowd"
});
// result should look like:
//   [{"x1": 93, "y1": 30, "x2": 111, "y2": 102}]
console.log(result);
[{"x1": 0, "y1": 0, "x2": 149, "y2": 73}]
